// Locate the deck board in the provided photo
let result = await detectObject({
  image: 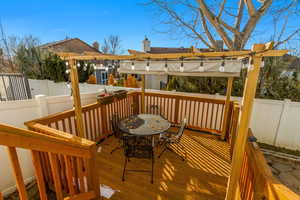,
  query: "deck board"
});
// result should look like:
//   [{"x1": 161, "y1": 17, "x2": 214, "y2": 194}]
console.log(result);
[{"x1": 96, "y1": 129, "x2": 231, "y2": 200}]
